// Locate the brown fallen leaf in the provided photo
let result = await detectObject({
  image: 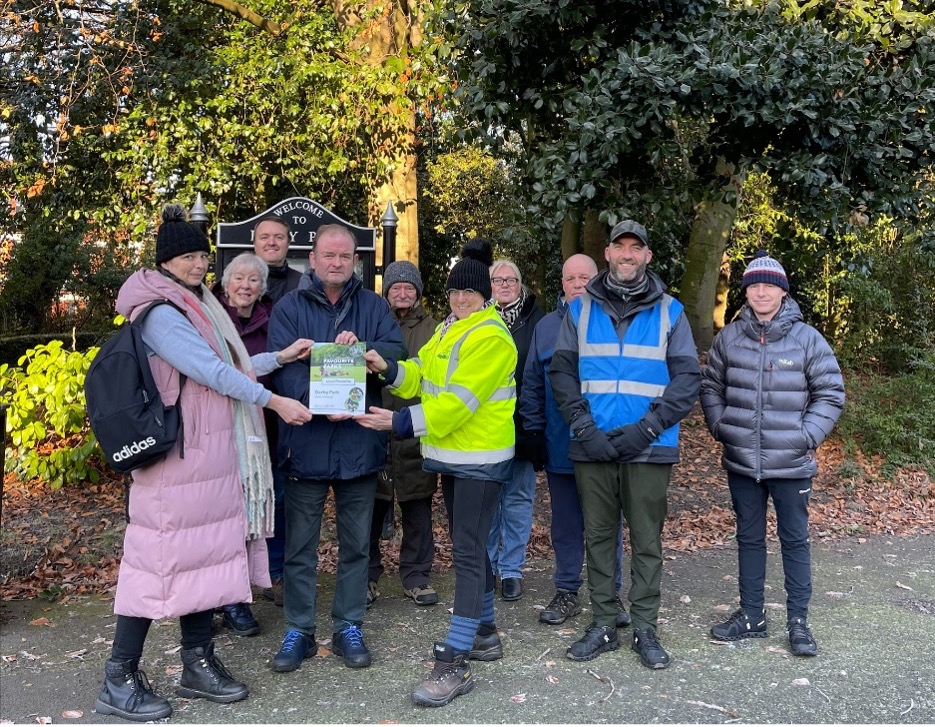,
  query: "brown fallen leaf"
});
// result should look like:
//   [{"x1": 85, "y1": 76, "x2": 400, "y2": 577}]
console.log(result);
[
  {"x1": 792, "y1": 677, "x2": 810, "y2": 686},
  {"x1": 545, "y1": 659, "x2": 556, "y2": 667},
  {"x1": 557, "y1": 628, "x2": 576, "y2": 635},
  {"x1": 766, "y1": 645, "x2": 790, "y2": 657},
  {"x1": 713, "y1": 604, "x2": 731, "y2": 612},
  {"x1": 62, "y1": 710, "x2": 84, "y2": 719},
  {"x1": 896, "y1": 582, "x2": 914, "y2": 591},
  {"x1": 164, "y1": 645, "x2": 182, "y2": 654},
  {"x1": 546, "y1": 675, "x2": 559, "y2": 684},
  {"x1": 1, "y1": 655, "x2": 16, "y2": 663},
  {"x1": 65, "y1": 649, "x2": 88, "y2": 659},
  {"x1": 29, "y1": 617, "x2": 52, "y2": 627},
  {"x1": 36, "y1": 718, "x2": 52, "y2": 725},
  {"x1": 510, "y1": 693, "x2": 527, "y2": 703},
  {"x1": 164, "y1": 665, "x2": 183, "y2": 676}
]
